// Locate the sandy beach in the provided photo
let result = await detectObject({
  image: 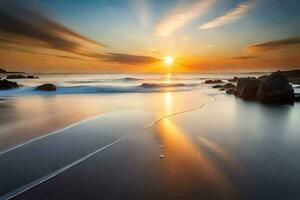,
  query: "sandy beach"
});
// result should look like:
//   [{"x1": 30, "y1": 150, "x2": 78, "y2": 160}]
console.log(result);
[{"x1": 1, "y1": 75, "x2": 300, "y2": 199}]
